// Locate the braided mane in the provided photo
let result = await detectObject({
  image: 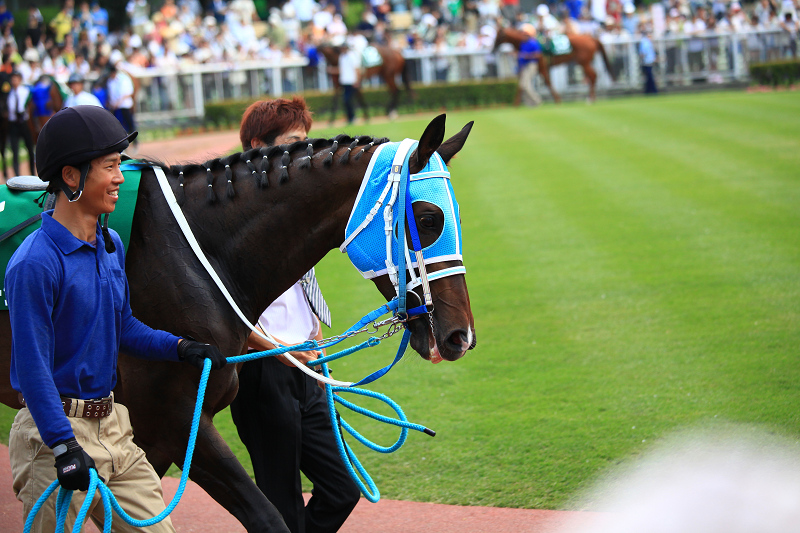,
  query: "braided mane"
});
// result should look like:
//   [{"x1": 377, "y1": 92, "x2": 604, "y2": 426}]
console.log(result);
[{"x1": 139, "y1": 135, "x2": 390, "y2": 205}]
